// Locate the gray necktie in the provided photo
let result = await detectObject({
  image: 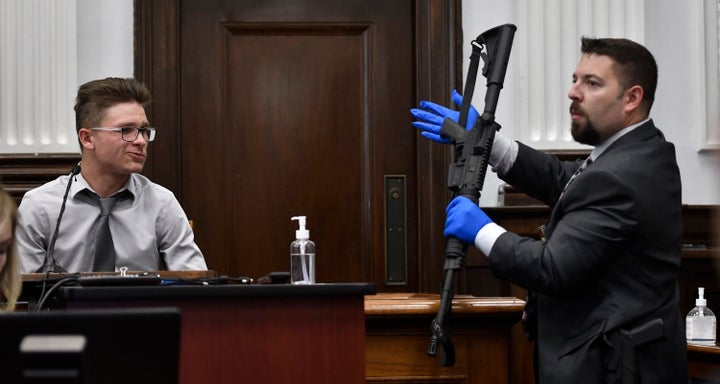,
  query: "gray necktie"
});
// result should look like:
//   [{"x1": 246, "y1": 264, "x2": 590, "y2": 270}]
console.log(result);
[
  {"x1": 92, "y1": 196, "x2": 119, "y2": 272},
  {"x1": 559, "y1": 157, "x2": 592, "y2": 200}
]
